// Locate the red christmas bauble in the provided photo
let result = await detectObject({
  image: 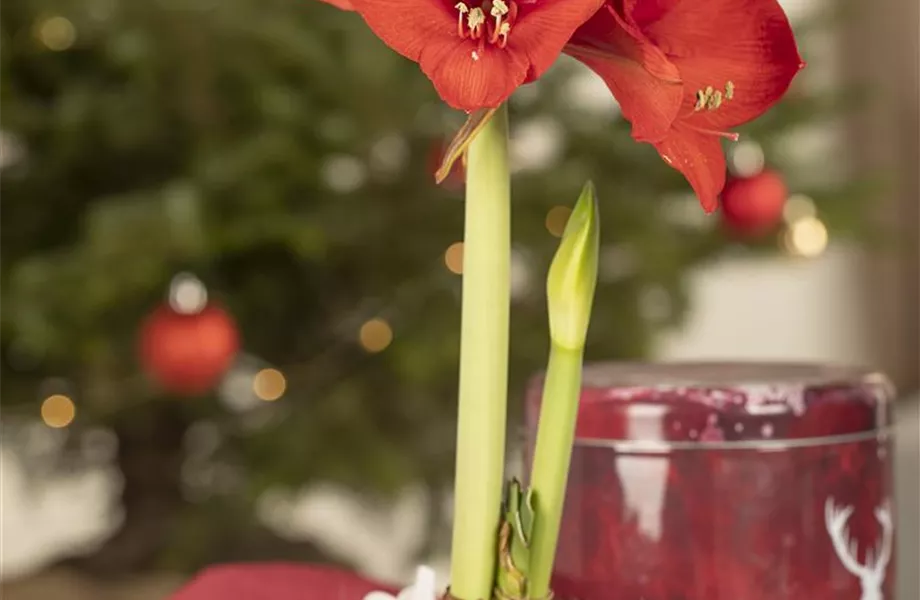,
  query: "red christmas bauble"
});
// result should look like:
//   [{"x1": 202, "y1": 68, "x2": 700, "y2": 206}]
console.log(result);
[
  {"x1": 138, "y1": 303, "x2": 240, "y2": 395},
  {"x1": 720, "y1": 170, "x2": 788, "y2": 237}
]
